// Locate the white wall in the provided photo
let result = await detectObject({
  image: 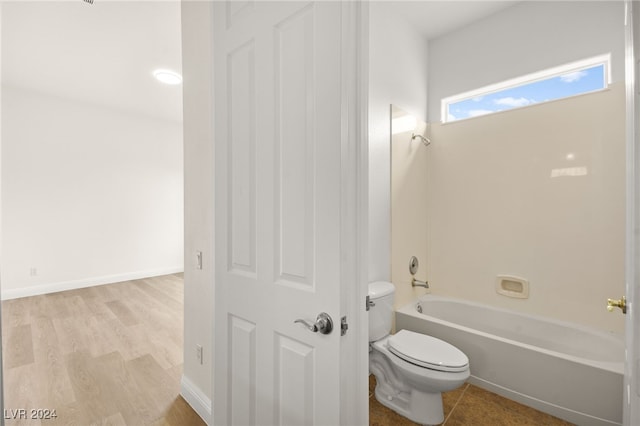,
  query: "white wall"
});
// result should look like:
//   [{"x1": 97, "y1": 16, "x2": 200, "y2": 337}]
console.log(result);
[
  {"x1": 1, "y1": 86, "x2": 184, "y2": 299},
  {"x1": 428, "y1": 1, "x2": 626, "y2": 122},
  {"x1": 180, "y1": 0, "x2": 214, "y2": 421},
  {"x1": 368, "y1": 2, "x2": 429, "y2": 283}
]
